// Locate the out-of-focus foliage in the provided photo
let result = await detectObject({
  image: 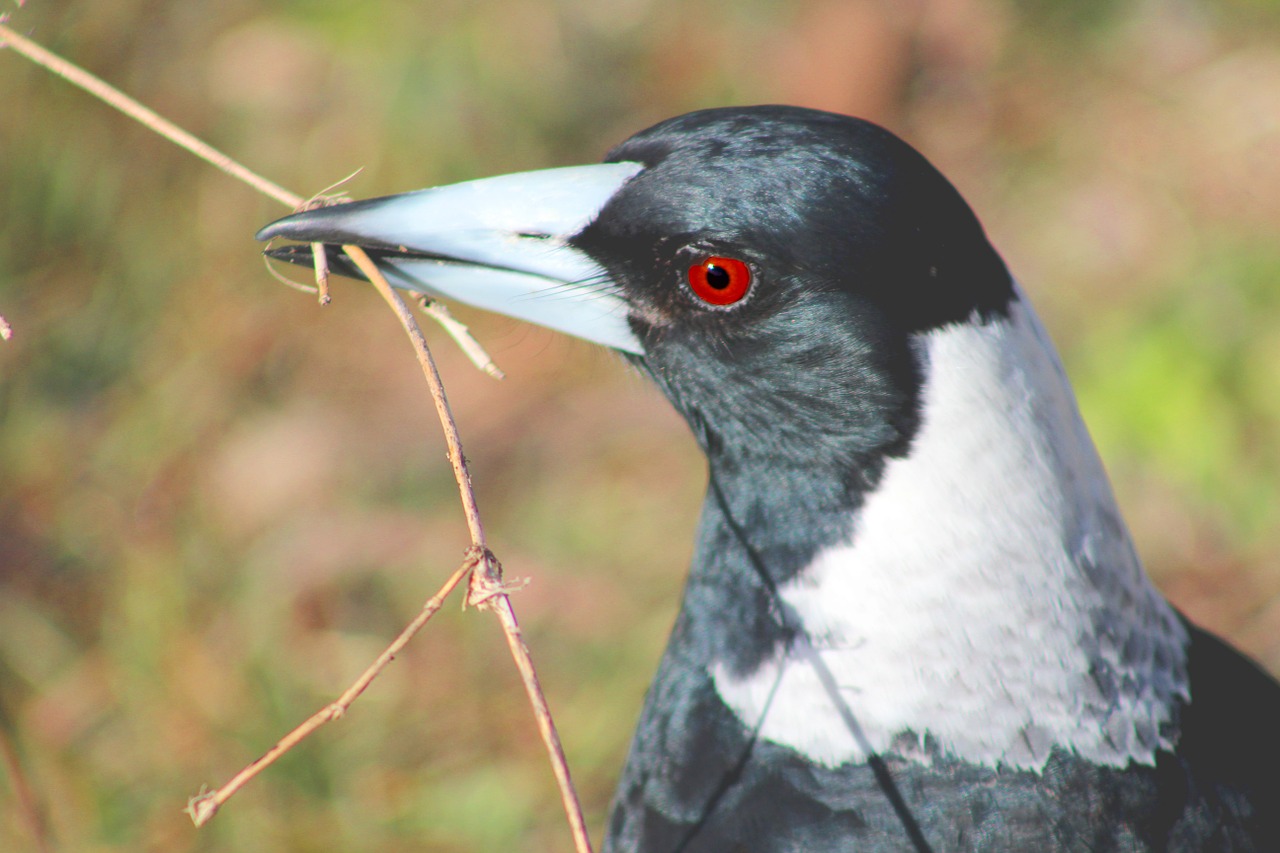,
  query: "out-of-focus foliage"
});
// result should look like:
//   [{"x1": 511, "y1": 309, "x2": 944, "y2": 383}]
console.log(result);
[{"x1": 1, "y1": 1, "x2": 1277, "y2": 850}]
